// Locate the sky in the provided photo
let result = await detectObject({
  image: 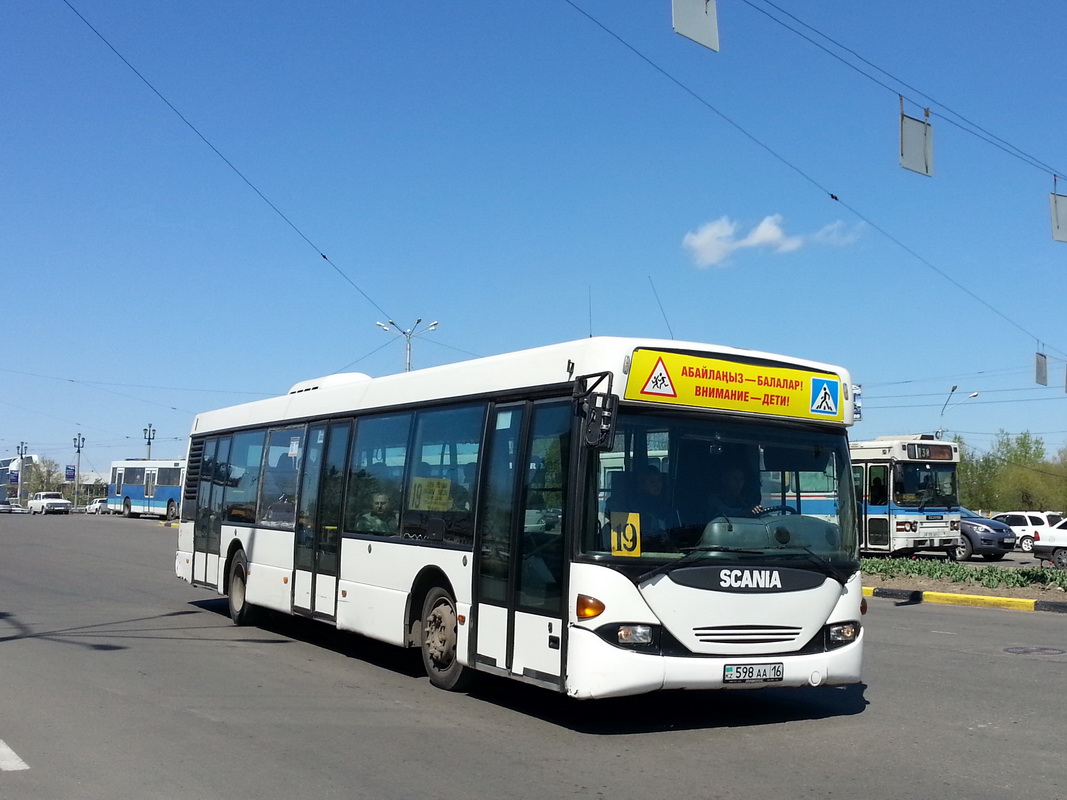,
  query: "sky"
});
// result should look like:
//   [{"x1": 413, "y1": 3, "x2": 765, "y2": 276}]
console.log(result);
[{"x1": 3, "y1": 0, "x2": 1066, "y2": 478}]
